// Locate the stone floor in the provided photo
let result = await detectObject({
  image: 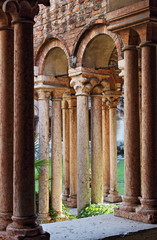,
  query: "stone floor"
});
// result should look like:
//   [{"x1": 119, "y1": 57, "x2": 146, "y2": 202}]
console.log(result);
[{"x1": 42, "y1": 213, "x2": 157, "y2": 240}]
